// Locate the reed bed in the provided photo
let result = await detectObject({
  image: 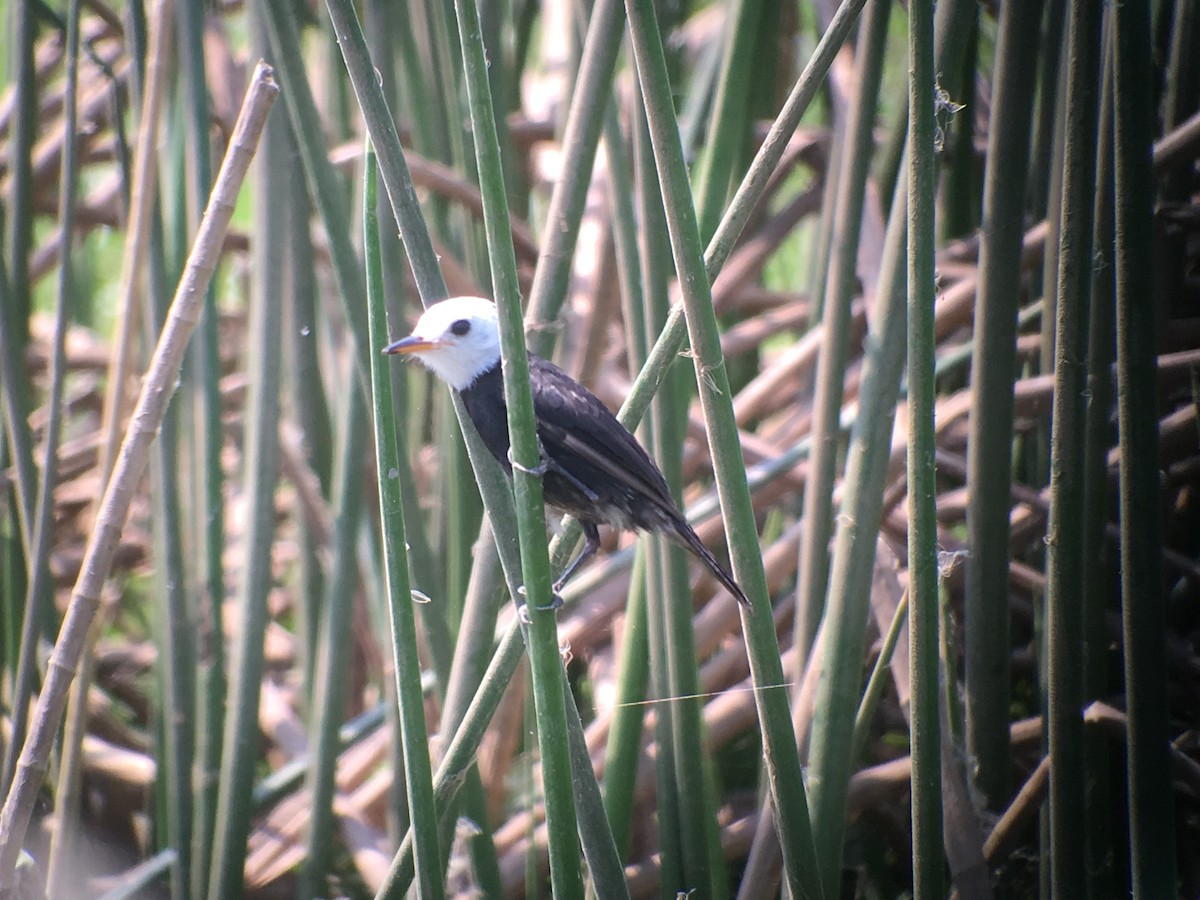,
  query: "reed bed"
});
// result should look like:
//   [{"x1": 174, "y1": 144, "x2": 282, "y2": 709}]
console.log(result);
[{"x1": 0, "y1": 1, "x2": 1198, "y2": 898}]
